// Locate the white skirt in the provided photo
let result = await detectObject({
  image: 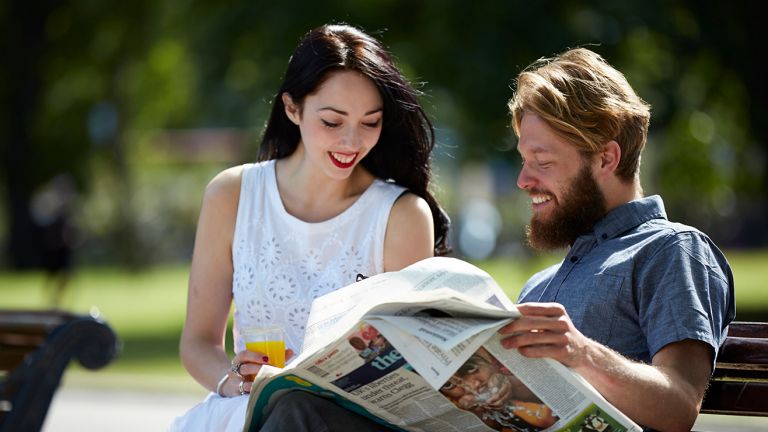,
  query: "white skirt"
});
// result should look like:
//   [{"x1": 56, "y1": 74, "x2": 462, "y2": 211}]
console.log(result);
[{"x1": 169, "y1": 393, "x2": 249, "y2": 432}]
